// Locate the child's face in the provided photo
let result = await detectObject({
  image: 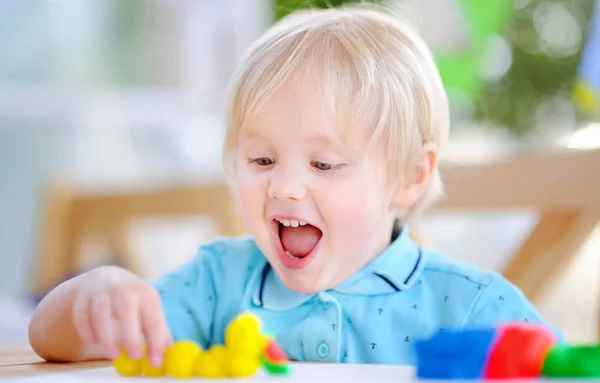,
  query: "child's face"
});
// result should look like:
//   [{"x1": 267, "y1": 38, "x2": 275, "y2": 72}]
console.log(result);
[{"x1": 234, "y1": 75, "x2": 401, "y2": 293}]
